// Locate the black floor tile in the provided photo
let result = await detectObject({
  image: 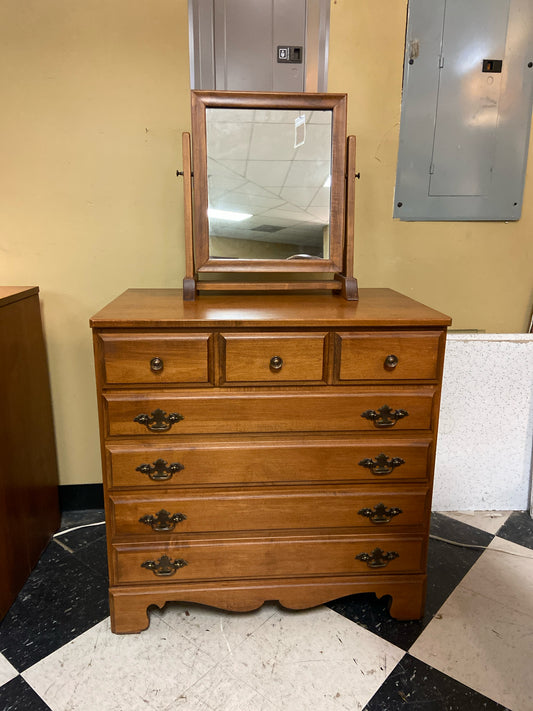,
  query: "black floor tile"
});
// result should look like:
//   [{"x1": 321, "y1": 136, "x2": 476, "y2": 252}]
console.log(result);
[
  {"x1": 75, "y1": 534, "x2": 109, "y2": 580},
  {"x1": 56, "y1": 509, "x2": 106, "y2": 552},
  {"x1": 496, "y1": 510, "x2": 533, "y2": 550},
  {"x1": 0, "y1": 540, "x2": 109, "y2": 672},
  {"x1": 59, "y1": 508, "x2": 105, "y2": 529},
  {"x1": 327, "y1": 513, "x2": 494, "y2": 649},
  {"x1": 0, "y1": 675, "x2": 52, "y2": 711},
  {"x1": 364, "y1": 654, "x2": 511, "y2": 710},
  {"x1": 426, "y1": 512, "x2": 494, "y2": 610}
]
